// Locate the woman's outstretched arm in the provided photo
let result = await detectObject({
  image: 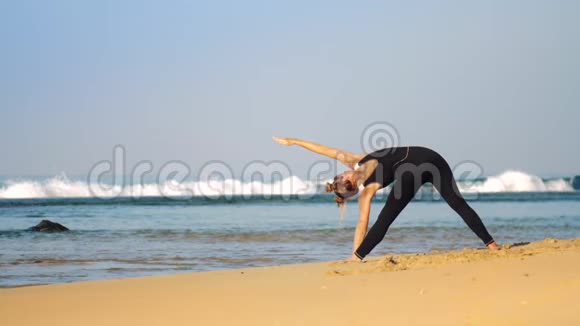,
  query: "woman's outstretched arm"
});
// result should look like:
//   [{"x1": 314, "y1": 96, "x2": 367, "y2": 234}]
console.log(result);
[
  {"x1": 273, "y1": 137, "x2": 364, "y2": 169},
  {"x1": 350, "y1": 184, "x2": 380, "y2": 260}
]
